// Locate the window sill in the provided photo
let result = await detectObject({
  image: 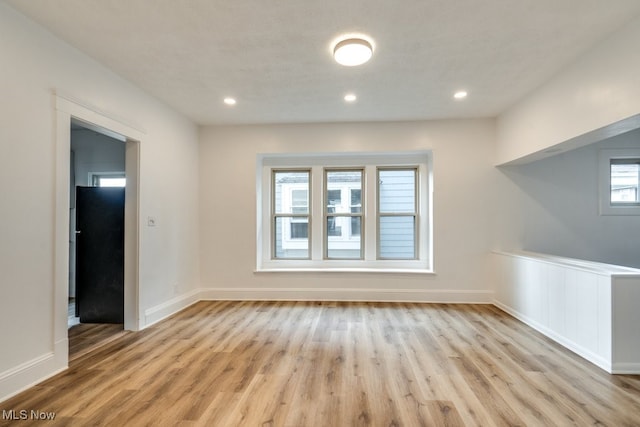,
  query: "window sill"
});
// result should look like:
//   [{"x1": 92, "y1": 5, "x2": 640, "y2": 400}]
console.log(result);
[{"x1": 254, "y1": 267, "x2": 435, "y2": 275}]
